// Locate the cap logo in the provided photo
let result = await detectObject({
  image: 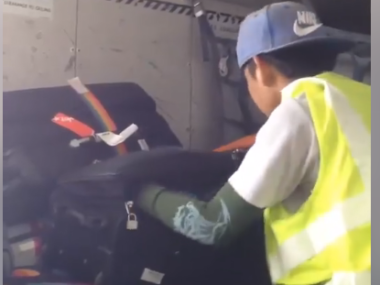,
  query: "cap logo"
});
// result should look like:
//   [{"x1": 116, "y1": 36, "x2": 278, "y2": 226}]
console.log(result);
[{"x1": 293, "y1": 11, "x2": 322, "y2": 37}]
